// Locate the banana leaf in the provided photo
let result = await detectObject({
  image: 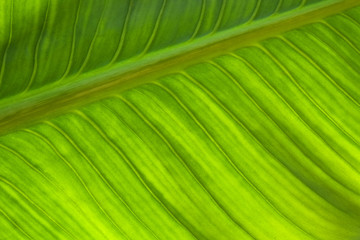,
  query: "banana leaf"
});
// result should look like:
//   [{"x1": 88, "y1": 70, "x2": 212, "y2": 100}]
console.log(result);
[{"x1": 0, "y1": 0, "x2": 359, "y2": 239}]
